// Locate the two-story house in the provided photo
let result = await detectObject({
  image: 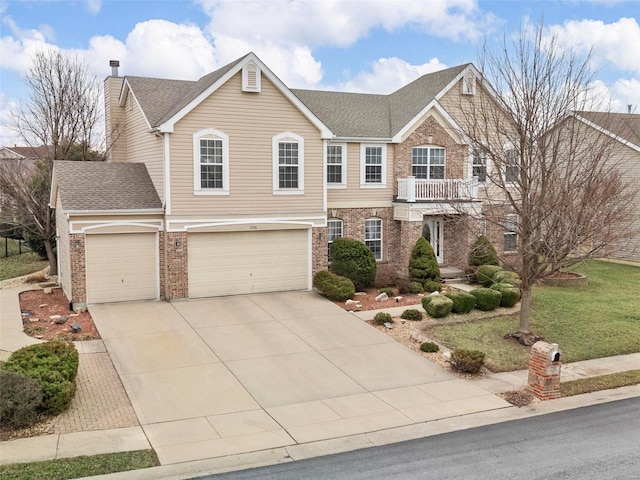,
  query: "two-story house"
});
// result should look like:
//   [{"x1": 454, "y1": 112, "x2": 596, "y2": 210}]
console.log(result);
[{"x1": 51, "y1": 53, "x2": 502, "y2": 309}]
